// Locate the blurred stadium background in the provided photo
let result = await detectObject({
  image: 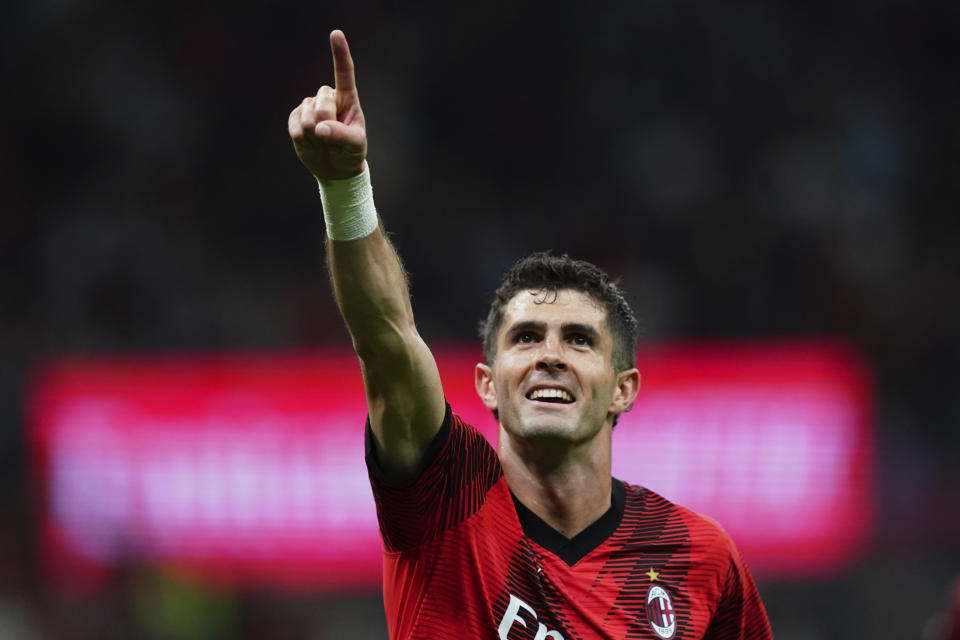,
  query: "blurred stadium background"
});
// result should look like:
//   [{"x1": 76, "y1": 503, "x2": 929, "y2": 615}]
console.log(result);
[{"x1": 2, "y1": 0, "x2": 959, "y2": 638}]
